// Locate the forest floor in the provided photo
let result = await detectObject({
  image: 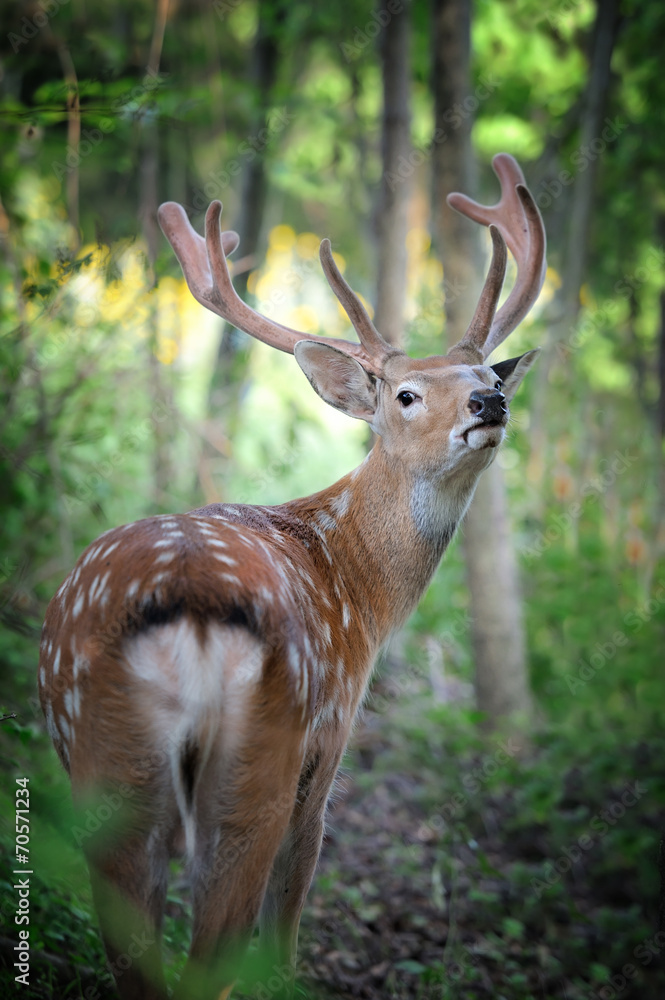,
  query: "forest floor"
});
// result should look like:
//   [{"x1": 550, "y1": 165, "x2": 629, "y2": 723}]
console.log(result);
[{"x1": 295, "y1": 677, "x2": 665, "y2": 1000}]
